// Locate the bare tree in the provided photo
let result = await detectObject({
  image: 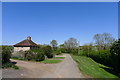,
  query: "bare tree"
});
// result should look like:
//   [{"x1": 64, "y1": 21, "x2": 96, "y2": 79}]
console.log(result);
[
  {"x1": 64, "y1": 37, "x2": 79, "y2": 49},
  {"x1": 93, "y1": 33, "x2": 115, "y2": 50}
]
